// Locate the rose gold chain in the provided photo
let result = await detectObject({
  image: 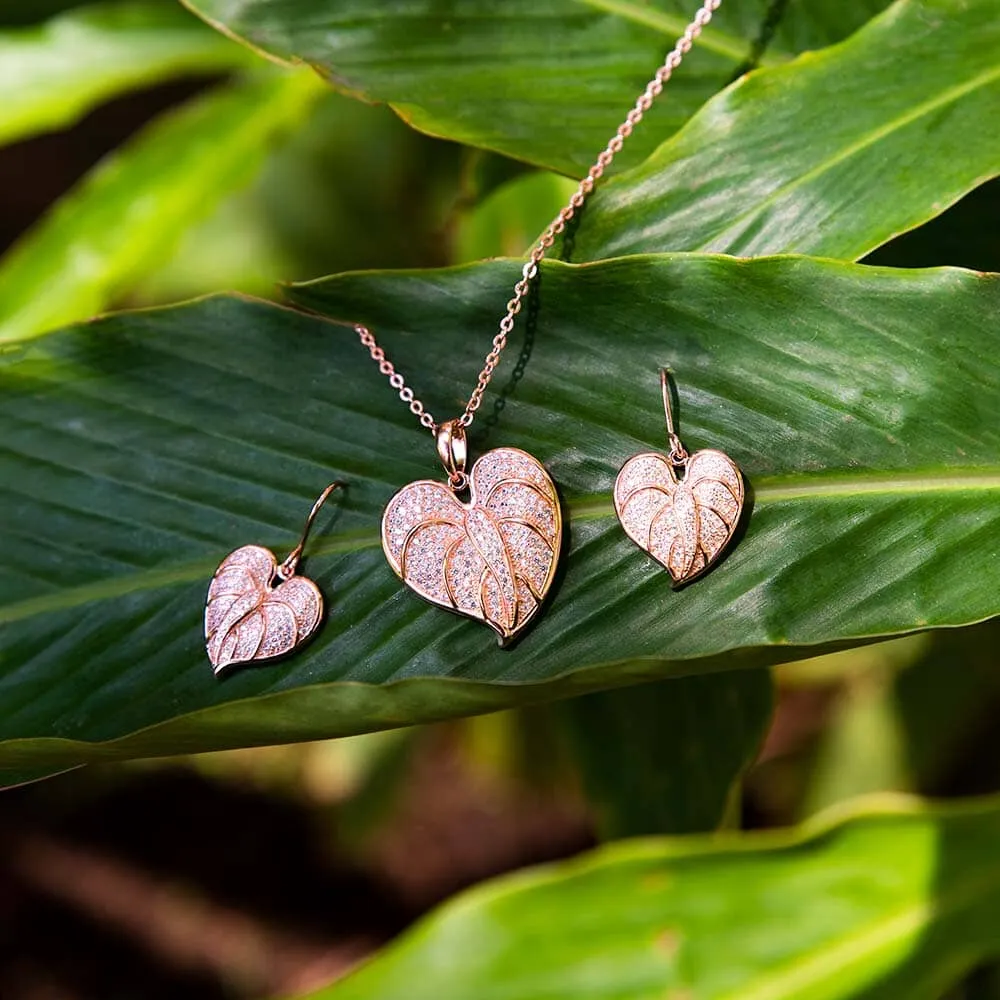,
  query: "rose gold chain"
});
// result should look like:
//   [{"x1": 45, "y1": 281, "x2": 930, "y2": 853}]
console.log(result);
[
  {"x1": 356, "y1": 0, "x2": 723, "y2": 434},
  {"x1": 356, "y1": 324, "x2": 437, "y2": 429}
]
